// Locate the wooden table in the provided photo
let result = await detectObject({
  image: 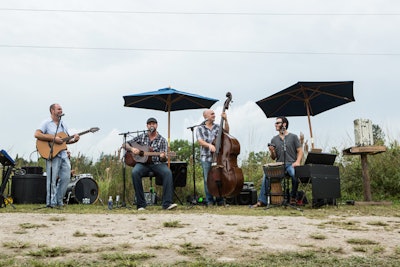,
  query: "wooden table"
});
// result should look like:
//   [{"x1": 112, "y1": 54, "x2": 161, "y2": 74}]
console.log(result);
[{"x1": 342, "y1": 146, "x2": 386, "y2": 201}]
